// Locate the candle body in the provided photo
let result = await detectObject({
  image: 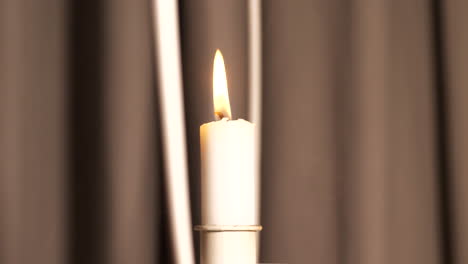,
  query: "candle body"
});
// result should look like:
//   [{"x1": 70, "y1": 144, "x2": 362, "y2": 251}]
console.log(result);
[{"x1": 200, "y1": 119, "x2": 255, "y2": 225}]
